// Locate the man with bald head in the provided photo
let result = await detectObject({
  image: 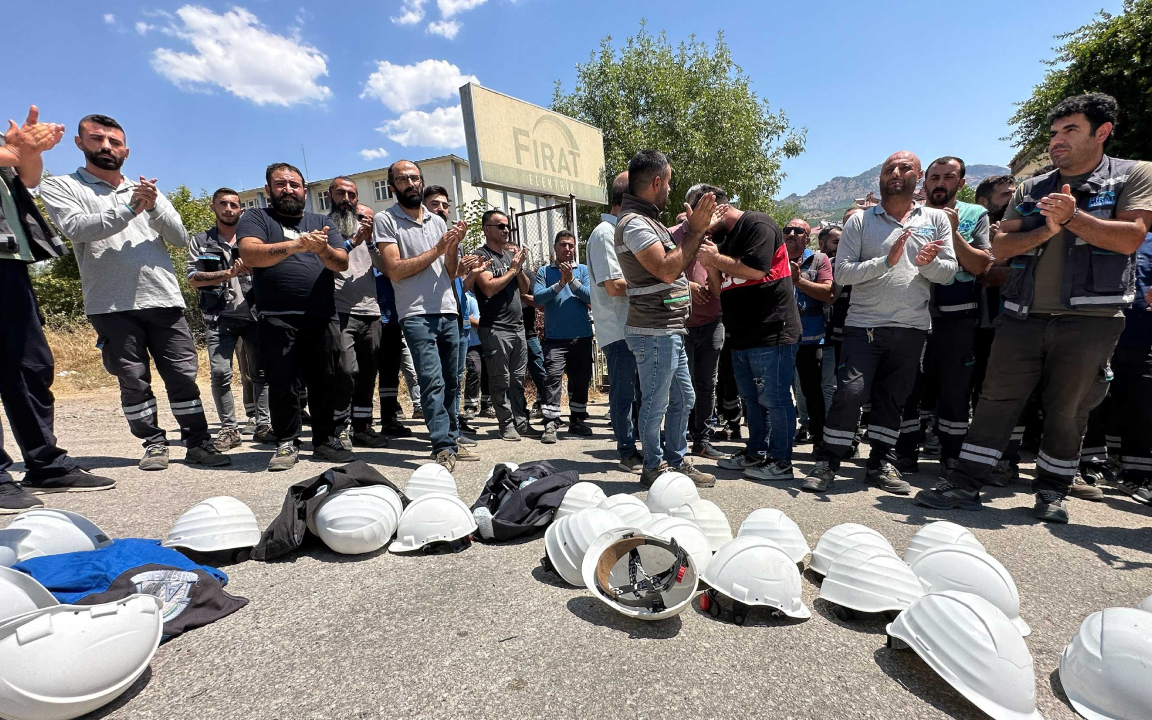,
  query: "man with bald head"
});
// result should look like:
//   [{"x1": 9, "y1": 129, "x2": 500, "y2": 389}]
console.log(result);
[{"x1": 802, "y1": 151, "x2": 957, "y2": 495}]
